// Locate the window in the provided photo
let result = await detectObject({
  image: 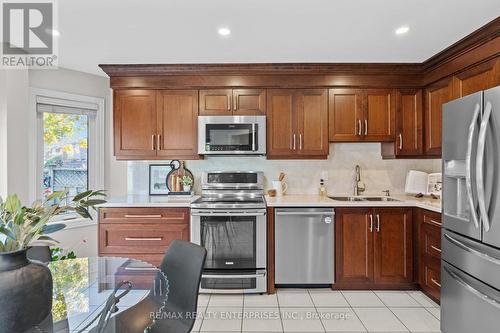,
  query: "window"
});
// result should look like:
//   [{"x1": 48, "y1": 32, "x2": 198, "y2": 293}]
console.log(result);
[{"x1": 33, "y1": 90, "x2": 104, "y2": 219}]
